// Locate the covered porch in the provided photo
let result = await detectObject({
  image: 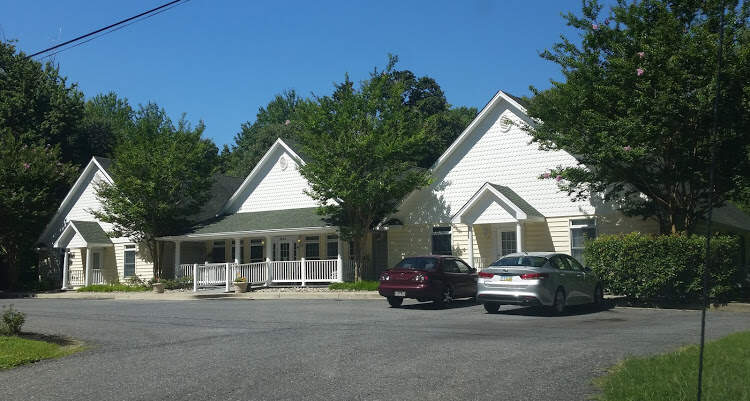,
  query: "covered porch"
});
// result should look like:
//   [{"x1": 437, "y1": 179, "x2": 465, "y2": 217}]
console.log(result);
[
  {"x1": 451, "y1": 183, "x2": 545, "y2": 269},
  {"x1": 162, "y1": 208, "x2": 352, "y2": 290},
  {"x1": 54, "y1": 220, "x2": 117, "y2": 288}
]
